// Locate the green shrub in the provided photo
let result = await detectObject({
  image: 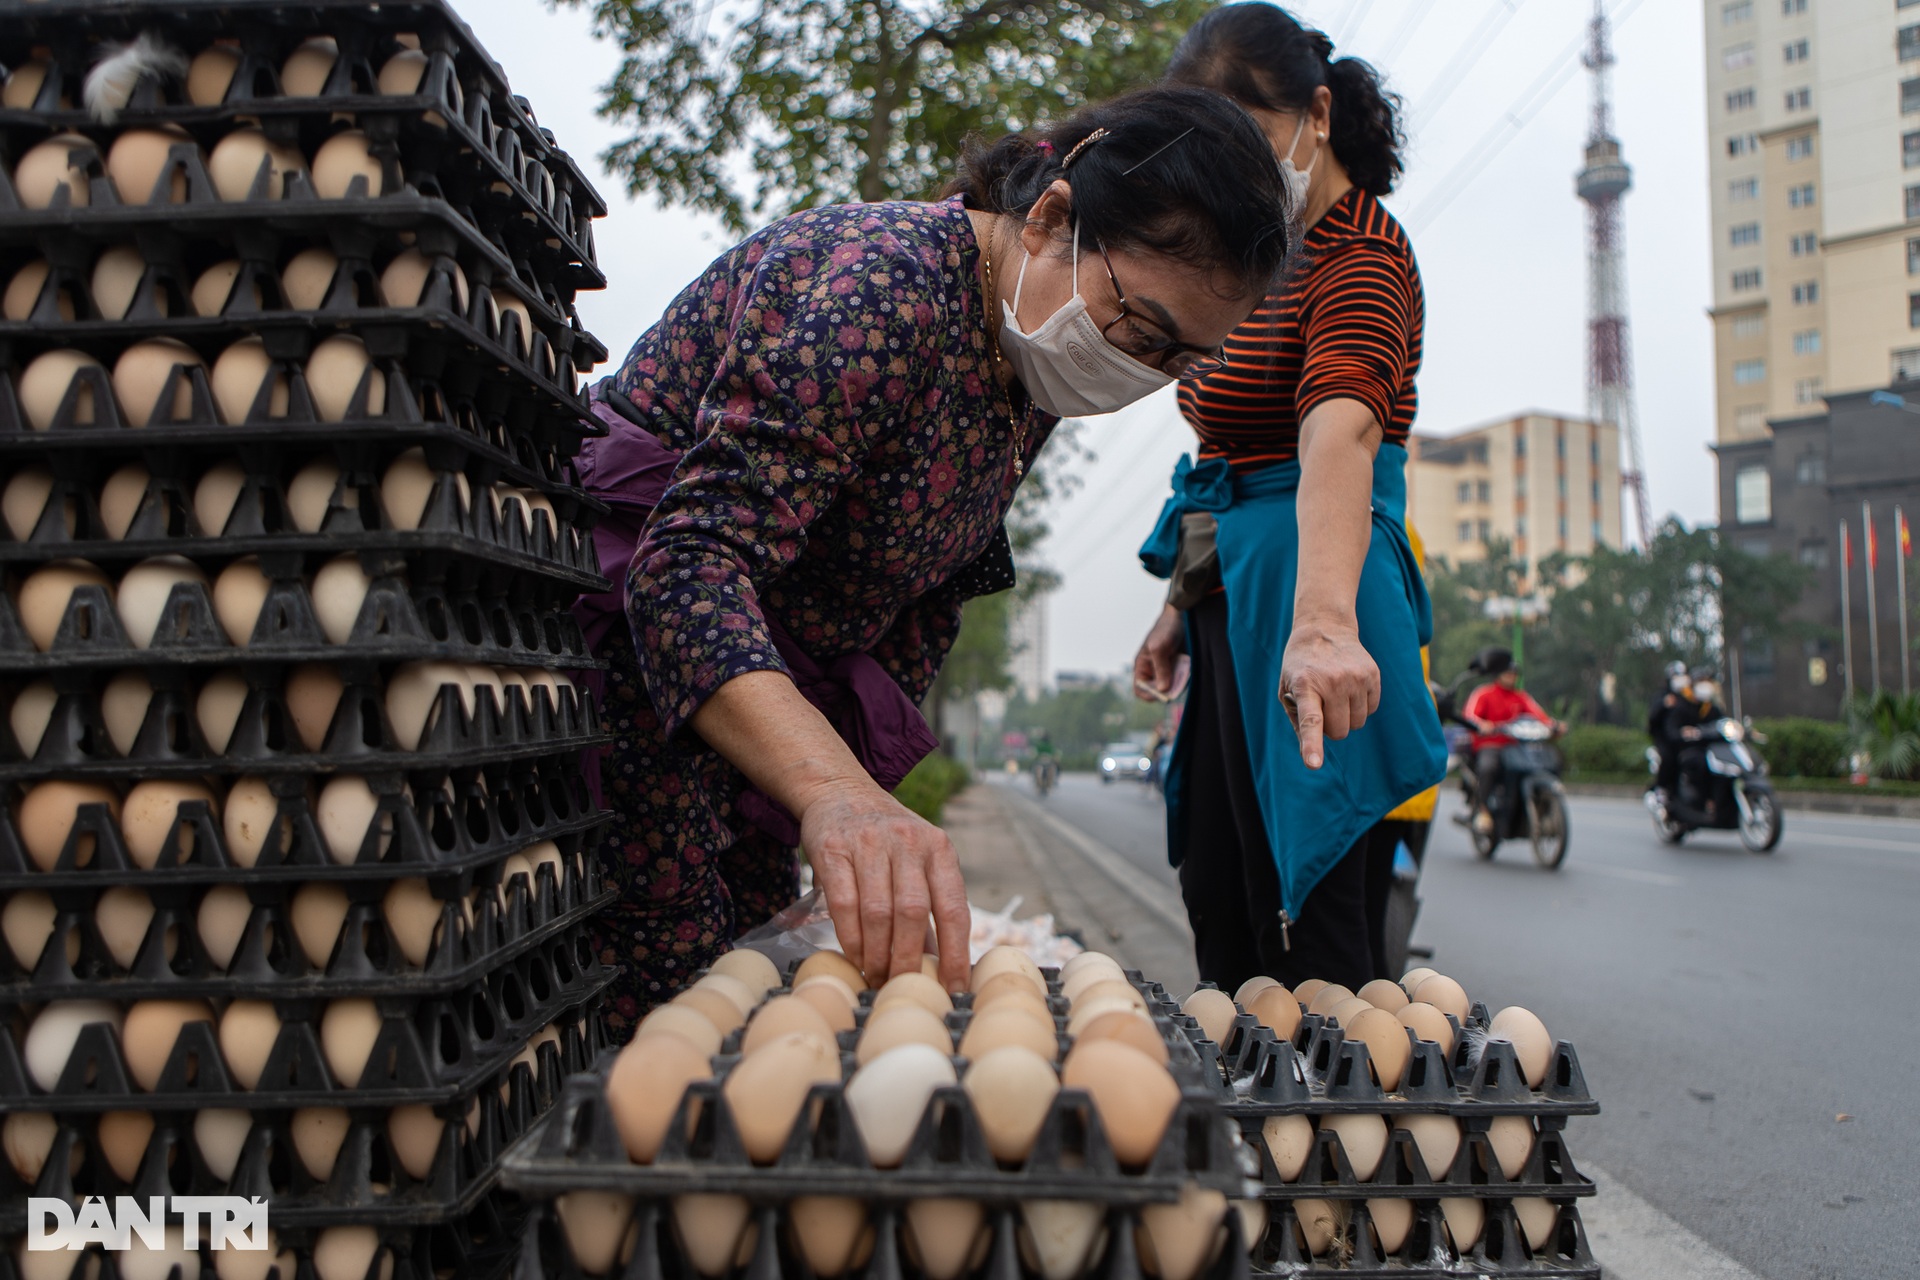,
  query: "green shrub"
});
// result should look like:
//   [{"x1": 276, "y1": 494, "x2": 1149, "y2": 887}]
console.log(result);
[
  {"x1": 1754, "y1": 717, "x2": 1848, "y2": 779},
  {"x1": 1559, "y1": 724, "x2": 1650, "y2": 779},
  {"x1": 893, "y1": 752, "x2": 973, "y2": 823}
]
